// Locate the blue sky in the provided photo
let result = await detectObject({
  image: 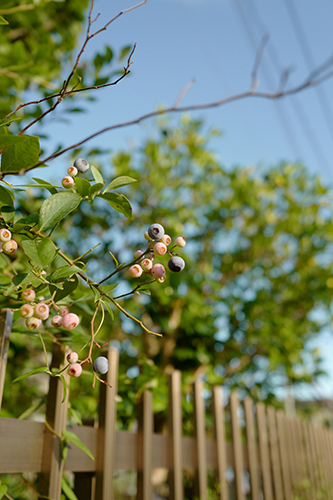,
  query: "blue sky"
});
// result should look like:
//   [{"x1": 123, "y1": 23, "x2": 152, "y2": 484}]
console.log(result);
[{"x1": 27, "y1": 0, "x2": 333, "y2": 400}]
